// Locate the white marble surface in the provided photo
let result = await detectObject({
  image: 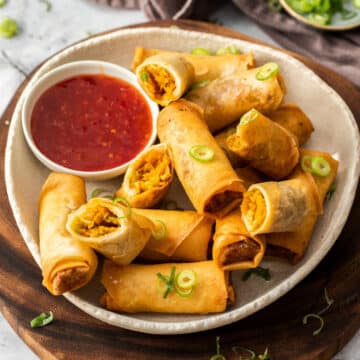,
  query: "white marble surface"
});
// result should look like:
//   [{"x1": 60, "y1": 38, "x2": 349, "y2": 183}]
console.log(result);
[{"x1": 0, "y1": 1, "x2": 359, "y2": 359}]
